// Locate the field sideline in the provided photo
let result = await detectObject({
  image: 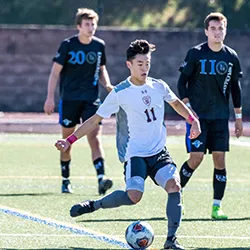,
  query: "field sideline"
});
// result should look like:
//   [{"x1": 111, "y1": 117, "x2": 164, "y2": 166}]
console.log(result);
[{"x1": 0, "y1": 112, "x2": 249, "y2": 136}]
